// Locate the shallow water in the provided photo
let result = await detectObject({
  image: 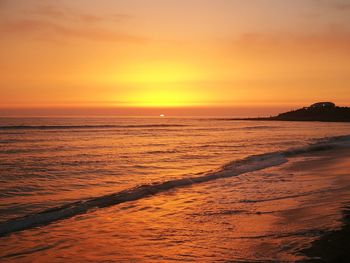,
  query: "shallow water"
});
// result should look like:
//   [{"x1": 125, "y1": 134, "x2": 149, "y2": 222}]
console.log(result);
[{"x1": 1, "y1": 117, "x2": 350, "y2": 261}]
